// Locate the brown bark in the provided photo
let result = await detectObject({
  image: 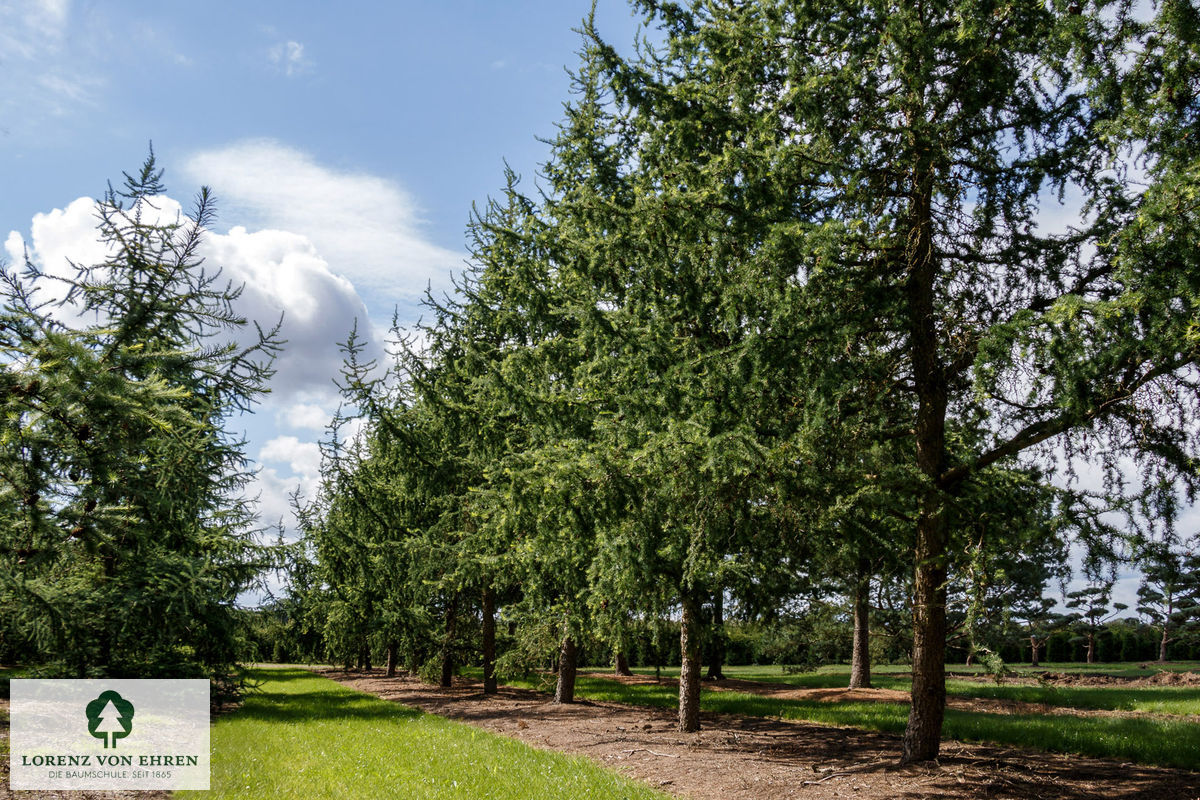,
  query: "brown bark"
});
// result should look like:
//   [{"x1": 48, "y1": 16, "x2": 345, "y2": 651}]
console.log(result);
[
  {"x1": 1086, "y1": 632, "x2": 1096, "y2": 664},
  {"x1": 1030, "y1": 635, "x2": 1041, "y2": 668},
  {"x1": 482, "y1": 585, "x2": 497, "y2": 694},
  {"x1": 678, "y1": 593, "x2": 703, "y2": 733},
  {"x1": 902, "y1": 507, "x2": 949, "y2": 764},
  {"x1": 440, "y1": 594, "x2": 459, "y2": 688},
  {"x1": 848, "y1": 561, "x2": 872, "y2": 689},
  {"x1": 900, "y1": 165, "x2": 951, "y2": 765},
  {"x1": 554, "y1": 633, "x2": 577, "y2": 704},
  {"x1": 615, "y1": 650, "x2": 633, "y2": 676},
  {"x1": 1159, "y1": 627, "x2": 1169, "y2": 663},
  {"x1": 705, "y1": 590, "x2": 726, "y2": 681},
  {"x1": 386, "y1": 641, "x2": 398, "y2": 678}
]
